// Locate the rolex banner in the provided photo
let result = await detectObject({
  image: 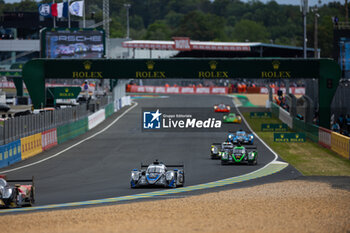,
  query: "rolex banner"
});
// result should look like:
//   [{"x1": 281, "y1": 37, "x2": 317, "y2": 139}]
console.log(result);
[{"x1": 69, "y1": 0, "x2": 84, "y2": 17}]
